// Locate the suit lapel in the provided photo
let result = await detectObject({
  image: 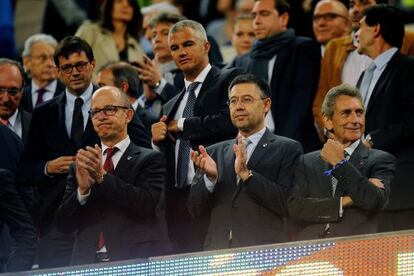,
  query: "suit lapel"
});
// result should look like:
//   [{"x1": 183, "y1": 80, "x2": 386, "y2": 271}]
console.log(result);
[
  {"x1": 114, "y1": 143, "x2": 141, "y2": 177},
  {"x1": 314, "y1": 154, "x2": 334, "y2": 197},
  {"x1": 246, "y1": 129, "x2": 274, "y2": 169},
  {"x1": 348, "y1": 142, "x2": 368, "y2": 172},
  {"x1": 195, "y1": 66, "x2": 220, "y2": 107},
  {"x1": 164, "y1": 90, "x2": 185, "y2": 120}
]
